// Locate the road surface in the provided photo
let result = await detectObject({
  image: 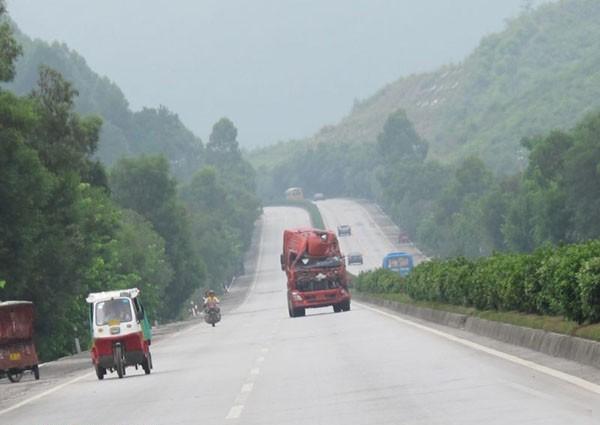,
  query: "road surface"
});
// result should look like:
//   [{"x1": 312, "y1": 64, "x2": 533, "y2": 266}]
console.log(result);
[
  {"x1": 1, "y1": 204, "x2": 599, "y2": 424},
  {"x1": 317, "y1": 198, "x2": 427, "y2": 273}
]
